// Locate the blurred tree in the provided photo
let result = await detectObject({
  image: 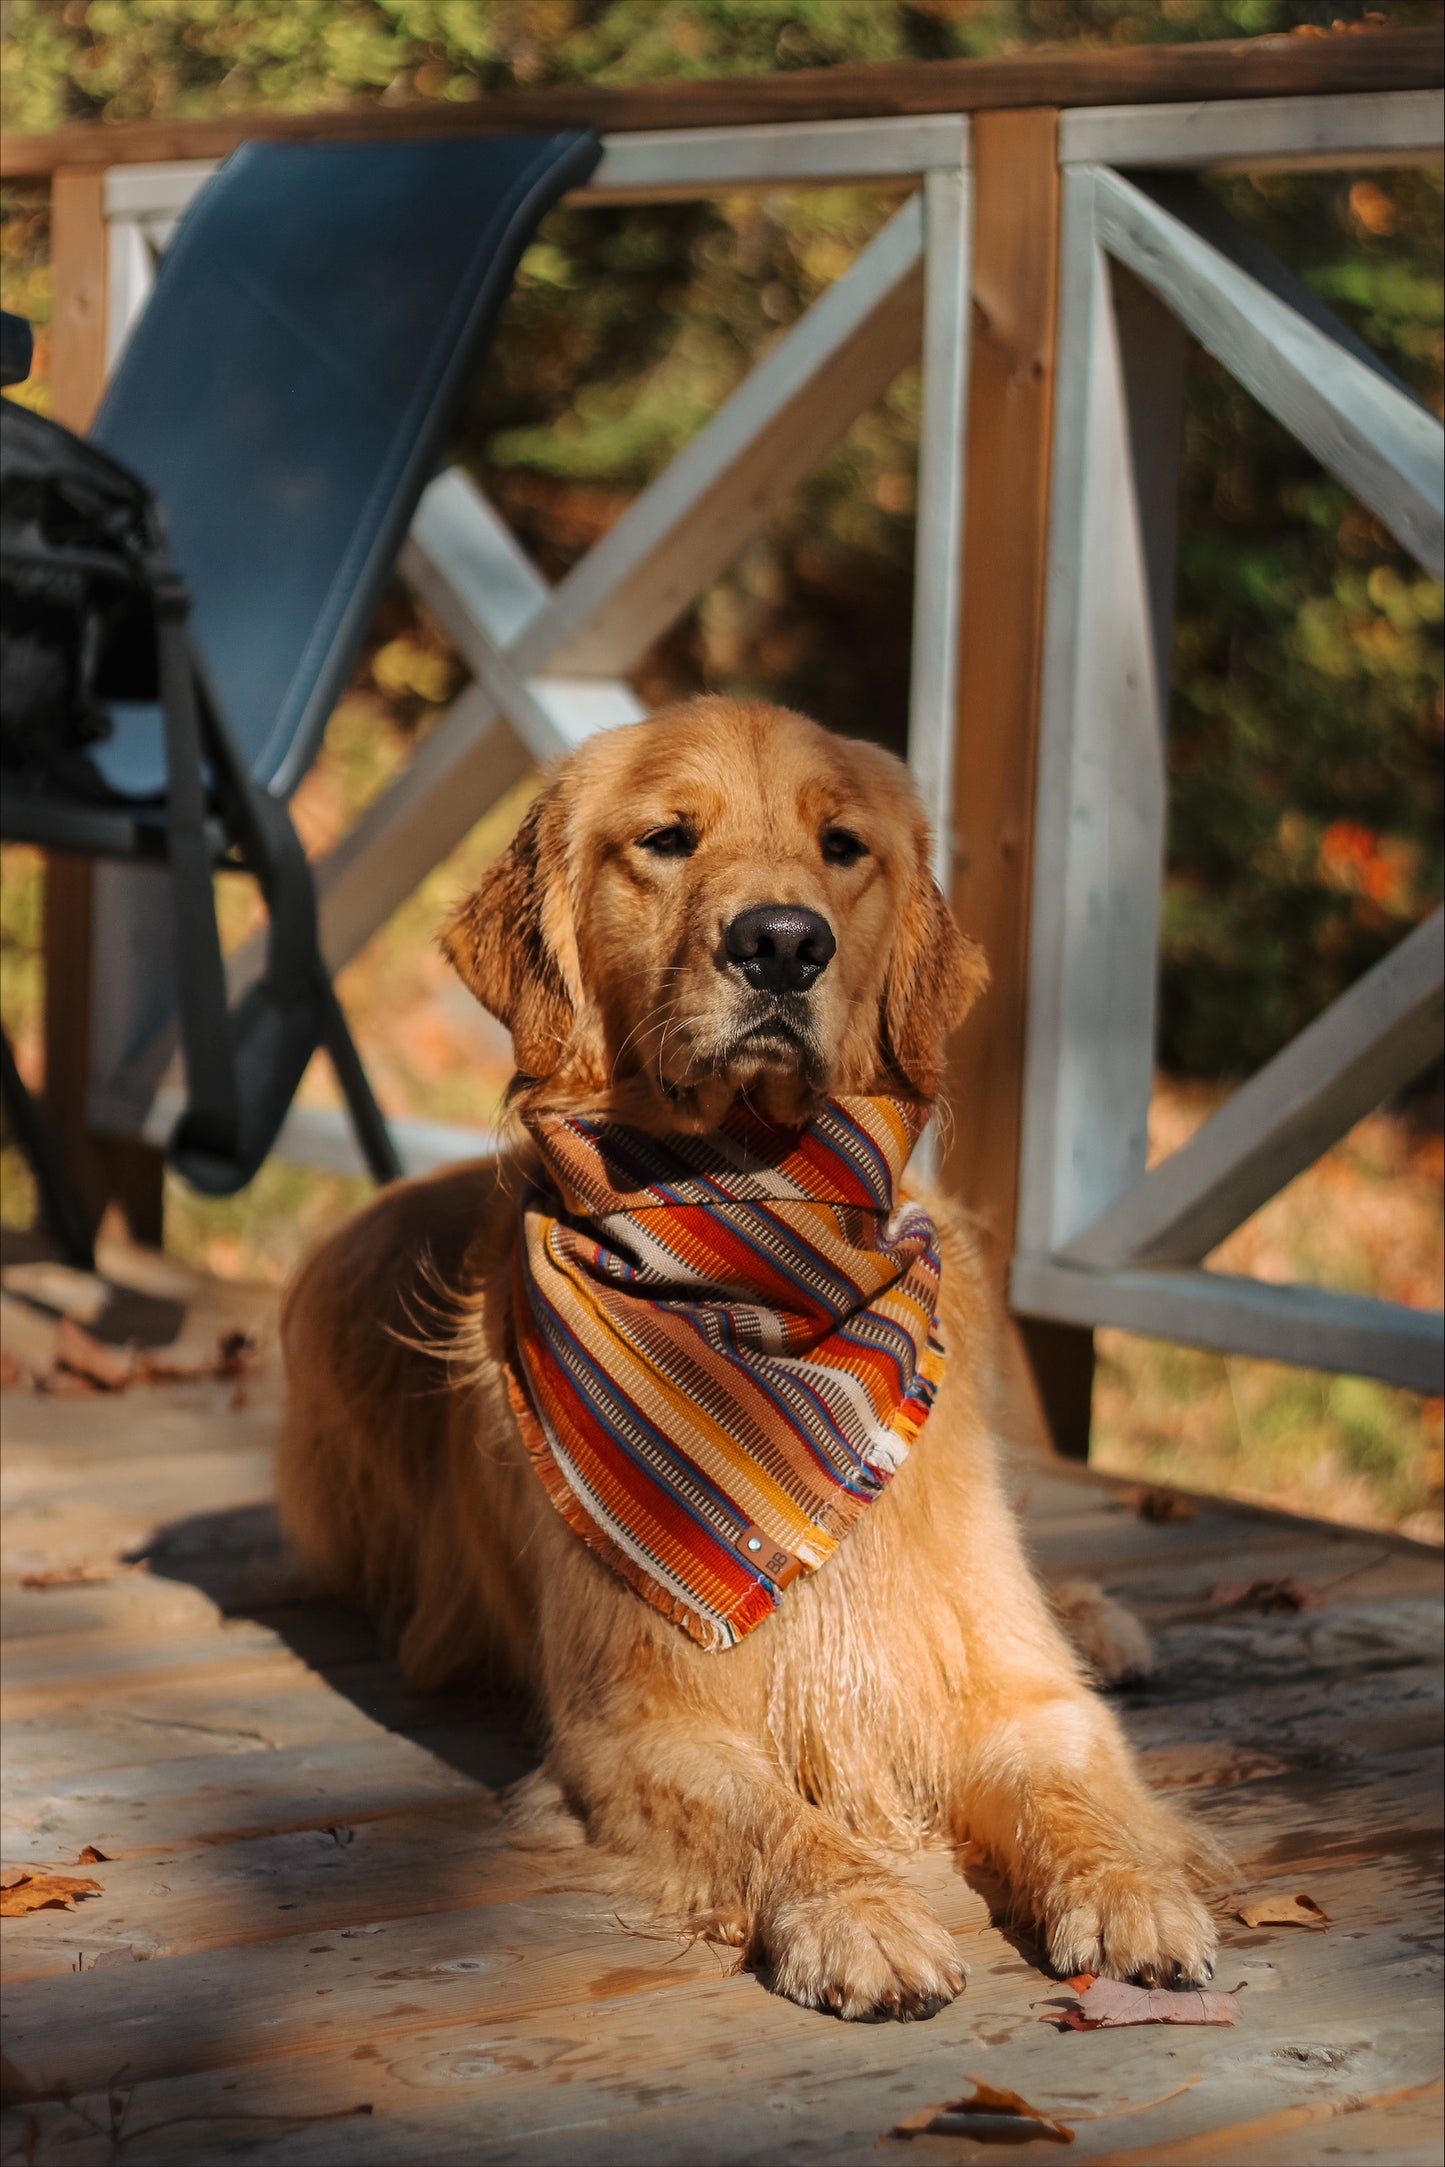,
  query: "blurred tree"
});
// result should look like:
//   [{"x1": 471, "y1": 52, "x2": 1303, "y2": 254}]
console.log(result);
[{"x1": 1, "y1": 0, "x2": 1440, "y2": 1082}]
